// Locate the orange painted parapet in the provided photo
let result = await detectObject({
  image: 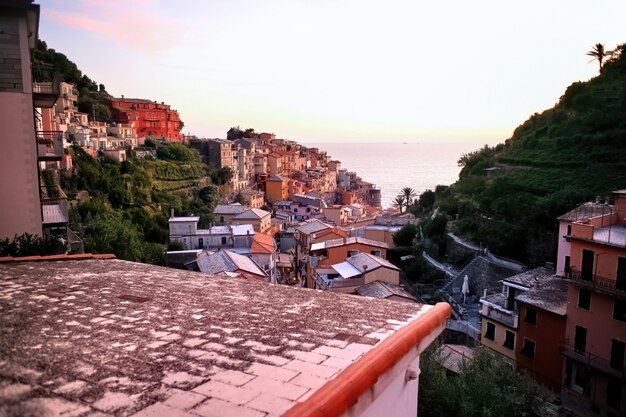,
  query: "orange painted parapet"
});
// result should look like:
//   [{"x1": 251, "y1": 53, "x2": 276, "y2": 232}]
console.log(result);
[
  {"x1": 0, "y1": 253, "x2": 116, "y2": 263},
  {"x1": 281, "y1": 302, "x2": 451, "y2": 417}
]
